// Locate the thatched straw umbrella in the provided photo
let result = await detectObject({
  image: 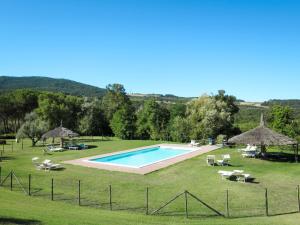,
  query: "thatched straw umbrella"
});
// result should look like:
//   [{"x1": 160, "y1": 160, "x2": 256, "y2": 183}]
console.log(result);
[
  {"x1": 42, "y1": 125, "x2": 79, "y2": 147},
  {"x1": 228, "y1": 114, "x2": 298, "y2": 161}
]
